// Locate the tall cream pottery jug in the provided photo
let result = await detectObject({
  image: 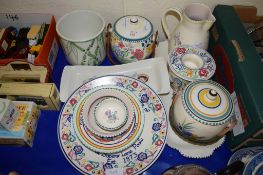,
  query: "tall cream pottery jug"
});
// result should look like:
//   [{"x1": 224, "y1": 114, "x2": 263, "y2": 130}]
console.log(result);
[{"x1": 162, "y1": 3, "x2": 215, "y2": 52}]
